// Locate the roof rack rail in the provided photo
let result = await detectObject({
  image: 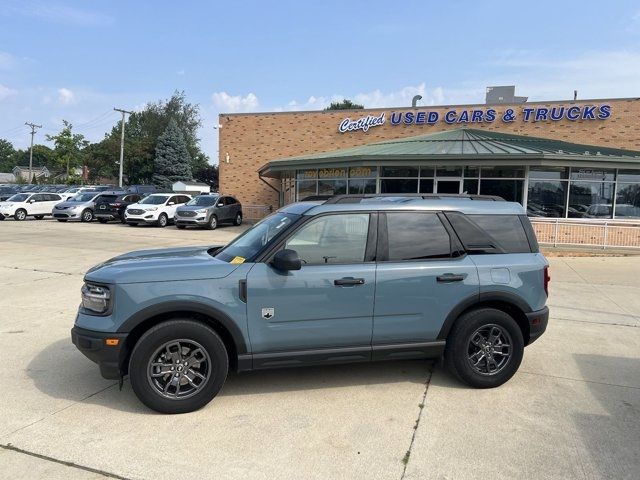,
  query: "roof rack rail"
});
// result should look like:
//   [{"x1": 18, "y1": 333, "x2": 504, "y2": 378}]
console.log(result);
[{"x1": 323, "y1": 193, "x2": 505, "y2": 204}]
